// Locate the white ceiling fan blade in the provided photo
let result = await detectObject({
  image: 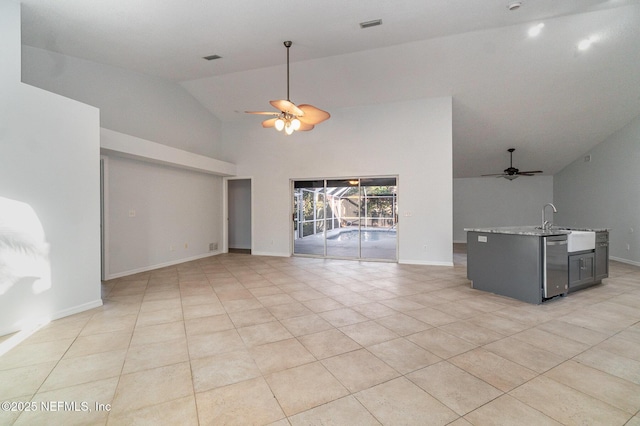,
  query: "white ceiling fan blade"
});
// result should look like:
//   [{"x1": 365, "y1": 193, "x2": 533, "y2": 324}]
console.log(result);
[
  {"x1": 245, "y1": 111, "x2": 280, "y2": 116},
  {"x1": 297, "y1": 122, "x2": 315, "y2": 131},
  {"x1": 298, "y1": 104, "x2": 330, "y2": 125},
  {"x1": 262, "y1": 118, "x2": 278, "y2": 128},
  {"x1": 270, "y1": 99, "x2": 303, "y2": 116}
]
